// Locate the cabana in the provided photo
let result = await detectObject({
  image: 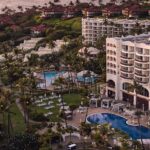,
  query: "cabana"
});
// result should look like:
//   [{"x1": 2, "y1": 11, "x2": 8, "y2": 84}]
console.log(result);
[
  {"x1": 90, "y1": 96, "x2": 101, "y2": 107},
  {"x1": 77, "y1": 70, "x2": 97, "y2": 77},
  {"x1": 101, "y1": 98, "x2": 113, "y2": 108},
  {"x1": 112, "y1": 103, "x2": 126, "y2": 112}
]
